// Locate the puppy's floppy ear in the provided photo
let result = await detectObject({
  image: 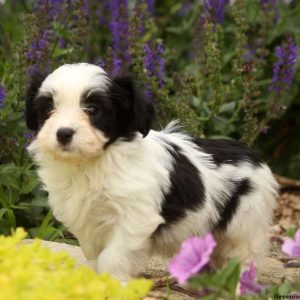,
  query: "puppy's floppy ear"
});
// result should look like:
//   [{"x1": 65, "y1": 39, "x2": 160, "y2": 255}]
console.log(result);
[
  {"x1": 109, "y1": 75, "x2": 154, "y2": 137},
  {"x1": 25, "y1": 70, "x2": 48, "y2": 131}
]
